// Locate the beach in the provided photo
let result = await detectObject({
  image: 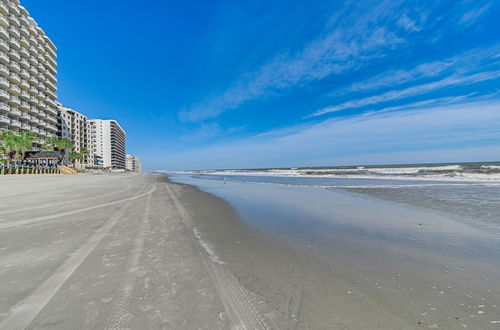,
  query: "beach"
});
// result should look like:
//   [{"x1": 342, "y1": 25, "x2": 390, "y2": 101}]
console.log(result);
[{"x1": 1, "y1": 173, "x2": 499, "y2": 329}]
